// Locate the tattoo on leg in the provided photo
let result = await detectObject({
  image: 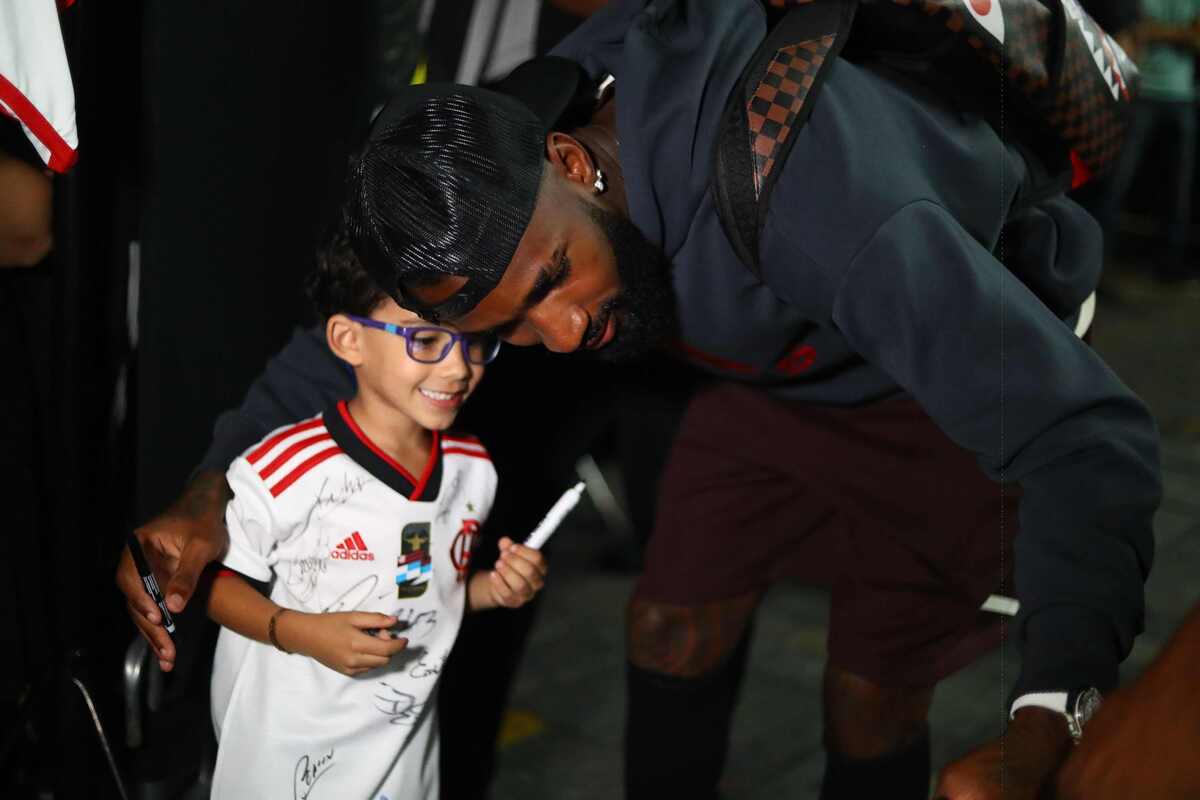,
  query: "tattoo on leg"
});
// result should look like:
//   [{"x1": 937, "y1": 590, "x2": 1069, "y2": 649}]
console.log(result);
[{"x1": 627, "y1": 591, "x2": 761, "y2": 677}]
